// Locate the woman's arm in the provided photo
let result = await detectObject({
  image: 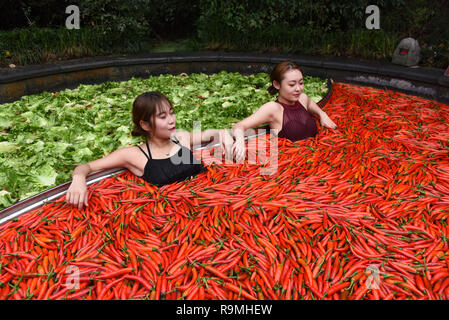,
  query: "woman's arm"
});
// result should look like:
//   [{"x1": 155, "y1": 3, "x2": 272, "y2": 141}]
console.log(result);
[
  {"x1": 175, "y1": 129, "x2": 234, "y2": 159},
  {"x1": 66, "y1": 147, "x2": 131, "y2": 210},
  {"x1": 302, "y1": 93, "x2": 337, "y2": 129},
  {"x1": 190, "y1": 129, "x2": 230, "y2": 147},
  {"x1": 231, "y1": 102, "x2": 276, "y2": 162}
]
